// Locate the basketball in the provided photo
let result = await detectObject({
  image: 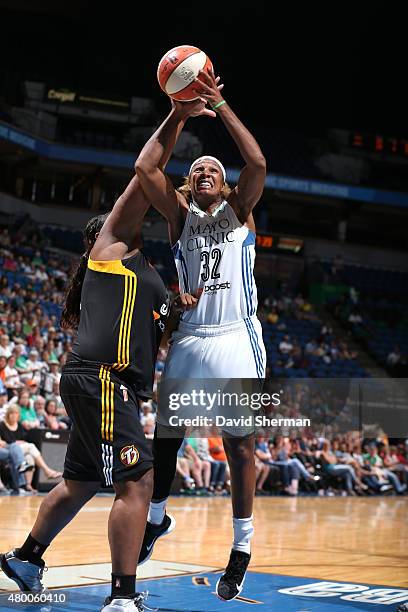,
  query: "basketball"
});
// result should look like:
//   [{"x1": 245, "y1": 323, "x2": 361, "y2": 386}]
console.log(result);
[{"x1": 157, "y1": 45, "x2": 213, "y2": 101}]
